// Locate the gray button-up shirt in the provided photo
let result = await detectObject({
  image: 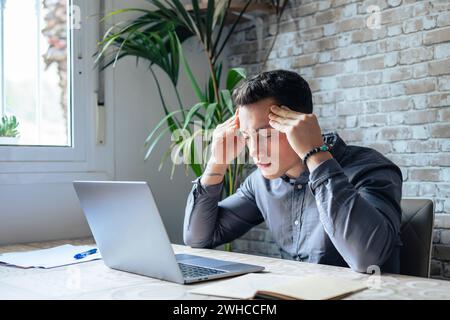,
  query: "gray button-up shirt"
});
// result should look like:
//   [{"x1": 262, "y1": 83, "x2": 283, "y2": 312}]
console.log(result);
[{"x1": 183, "y1": 132, "x2": 403, "y2": 273}]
